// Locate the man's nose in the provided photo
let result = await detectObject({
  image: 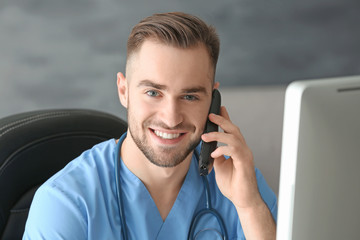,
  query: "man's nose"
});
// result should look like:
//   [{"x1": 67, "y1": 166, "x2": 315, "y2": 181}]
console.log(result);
[{"x1": 159, "y1": 99, "x2": 183, "y2": 128}]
